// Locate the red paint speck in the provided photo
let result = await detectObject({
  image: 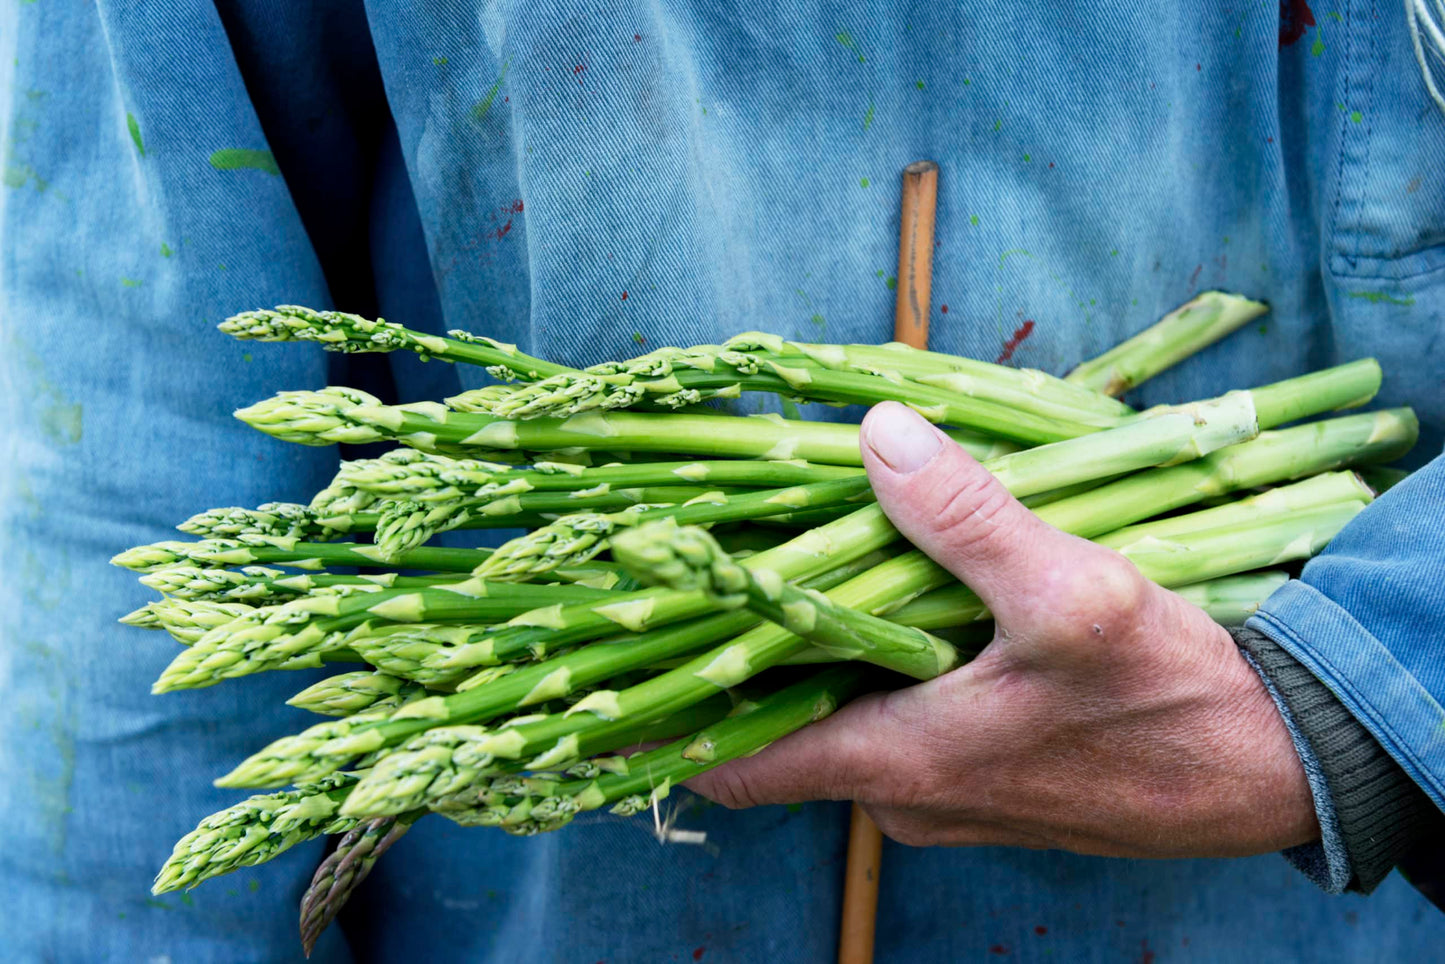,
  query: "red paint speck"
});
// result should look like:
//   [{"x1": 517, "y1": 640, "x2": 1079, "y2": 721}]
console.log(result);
[
  {"x1": 1267, "y1": 136, "x2": 1275, "y2": 143},
  {"x1": 510, "y1": 199, "x2": 524, "y2": 213},
  {"x1": 1188, "y1": 263, "x2": 1203, "y2": 289},
  {"x1": 1196, "y1": 63, "x2": 1202, "y2": 71},
  {"x1": 574, "y1": 63, "x2": 586, "y2": 74},
  {"x1": 996, "y1": 320, "x2": 1035, "y2": 363},
  {"x1": 1280, "y1": 0, "x2": 1317, "y2": 47},
  {"x1": 490, "y1": 219, "x2": 512, "y2": 240},
  {"x1": 1139, "y1": 939, "x2": 1155, "y2": 964},
  {"x1": 1048, "y1": 161, "x2": 1055, "y2": 168},
  {"x1": 504, "y1": 96, "x2": 509, "y2": 103},
  {"x1": 621, "y1": 291, "x2": 628, "y2": 300},
  {"x1": 634, "y1": 33, "x2": 642, "y2": 42},
  {"x1": 989, "y1": 945, "x2": 1010, "y2": 956},
  {"x1": 940, "y1": 304, "x2": 949, "y2": 314},
  {"x1": 692, "y1": 948, "x2": 705, "y2": 961},
  {"x1": 1034, "y1": 926, "x2": 1048, "y2": 936}
]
